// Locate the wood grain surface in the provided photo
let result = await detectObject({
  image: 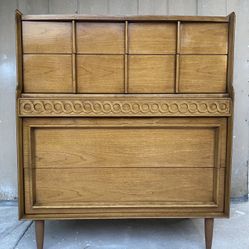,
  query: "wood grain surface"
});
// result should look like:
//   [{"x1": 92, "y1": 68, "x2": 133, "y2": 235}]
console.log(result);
[
  {"x1": 30, "y1": 167, "x2": 215, "y2": 205},
  {"x1": 76, "y1": 22, "x2": 125, "y2": 54},
  {"x1": 22, "y1": 21, "x2": 72, "y2": 53},
  {"x1": 180, "y1": 23, "x2": 228, "y2": 54},
  {"x1": 129, "y1": 22, "x2": 176, "y2": 54},
  {"x1": 128, "y1": 55, "x2": 175, "y2": 93},
  {"x1": 179, "y1": 55, "x2": 227, "y2": 93},
  {"x1": 28, "y1": 126, "x2": 221, "y2": 169},
  {"x1": 23, "y1": 55, "x2": 73, "y2": 93},
  {"x1": 24, "y1": 167, "x2": 225, "y2": 215},
  {"x1": 77, "y1": 55, "x2": 124, "y2": 93},
  {"x1": 23, "y1": 117, "x2": 227, "y2": 169}
]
